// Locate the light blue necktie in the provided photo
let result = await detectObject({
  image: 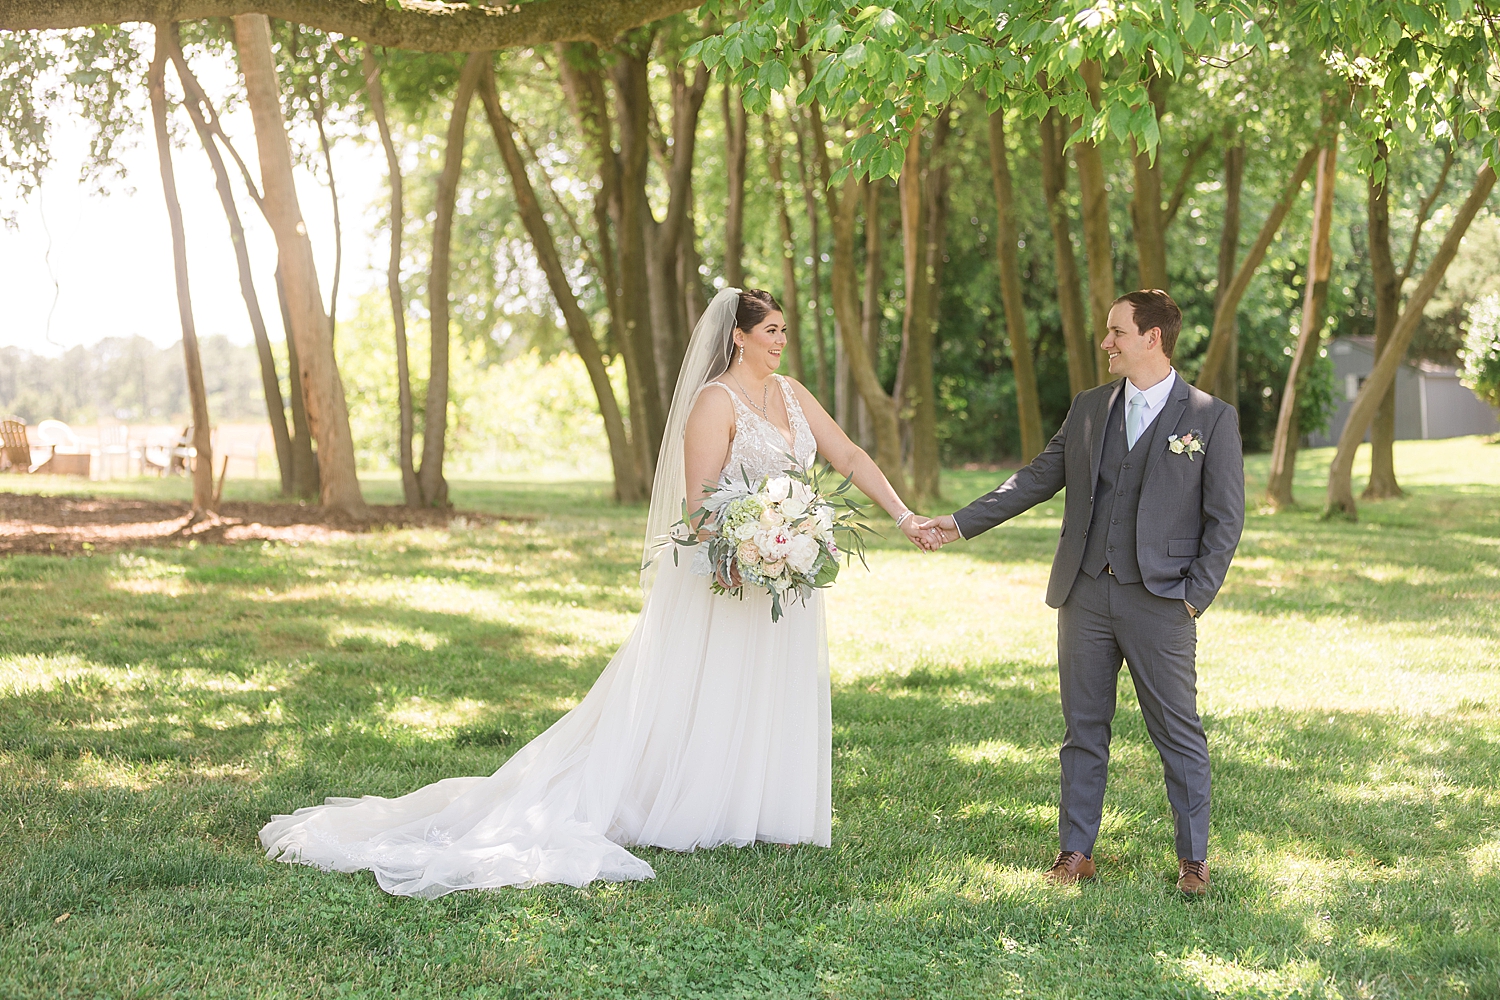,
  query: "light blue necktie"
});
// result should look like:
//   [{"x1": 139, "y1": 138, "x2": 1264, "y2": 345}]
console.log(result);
[{"x1": 1125, "y1": 392, "x2": 1148, "y2": 449}]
